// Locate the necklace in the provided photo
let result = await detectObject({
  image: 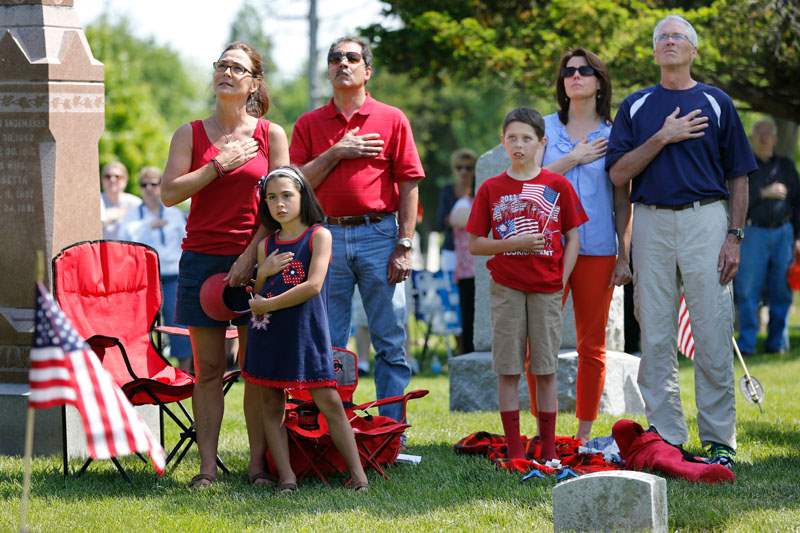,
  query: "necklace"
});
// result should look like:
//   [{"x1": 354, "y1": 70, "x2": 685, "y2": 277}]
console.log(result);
[{"x1": 213, "y1": 116, "x2": 235, "y2": 144}]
